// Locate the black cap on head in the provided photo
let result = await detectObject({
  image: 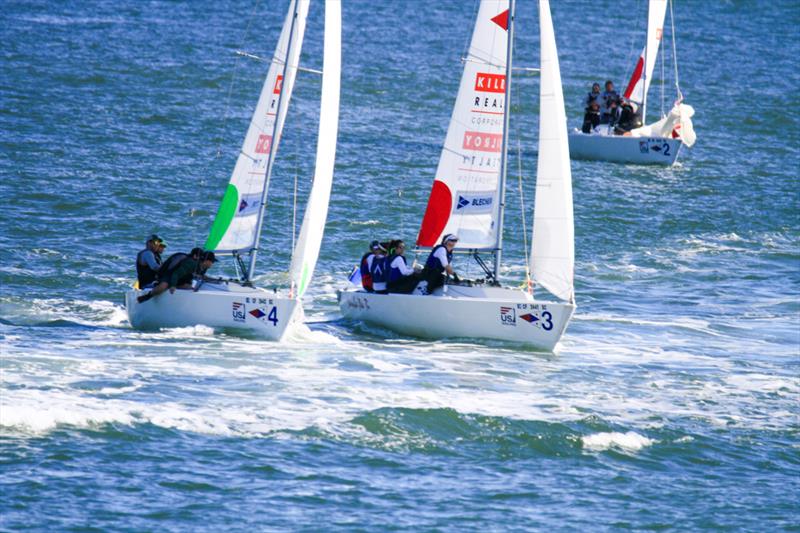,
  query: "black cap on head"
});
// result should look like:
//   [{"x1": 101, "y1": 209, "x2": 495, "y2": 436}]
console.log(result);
[
  {"x1": 148, "y1": 234, "x2": 161, "y2": 243},
  {"x1": 370, "y1": 240, "x2": 381, "y2": 250},
  {"x1": 201, "y1": 251, "x2": 217, "y2": 263}
]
